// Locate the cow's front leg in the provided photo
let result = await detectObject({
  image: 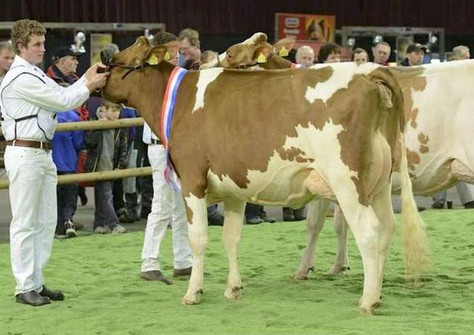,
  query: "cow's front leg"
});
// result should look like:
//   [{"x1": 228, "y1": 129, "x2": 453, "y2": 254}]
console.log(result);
[
  {"x1": 182, "y1": 196, "x2": 208, "y2": 305},
  {"x1": 294, "y1": 199, "x2": 329, "y2": 280},
  {"x1": 222, "y1": 200, "x2": 246, "y2": 300}
]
